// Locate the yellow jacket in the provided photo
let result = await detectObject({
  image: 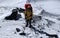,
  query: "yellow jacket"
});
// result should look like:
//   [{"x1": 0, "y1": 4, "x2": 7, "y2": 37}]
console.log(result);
[{"x1": 24, "y1": 10, "x2": 33, "y2": 20}]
